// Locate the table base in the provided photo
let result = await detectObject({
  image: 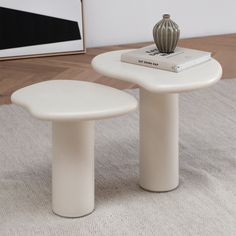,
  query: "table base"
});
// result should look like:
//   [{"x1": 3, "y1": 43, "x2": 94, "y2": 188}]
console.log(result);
[
  {"x1": 139, "y1": 89, "x2": 179, "y2": 192},
  {"x1": 52, "y1": 121, "x2": 94, "y2": 217}
]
